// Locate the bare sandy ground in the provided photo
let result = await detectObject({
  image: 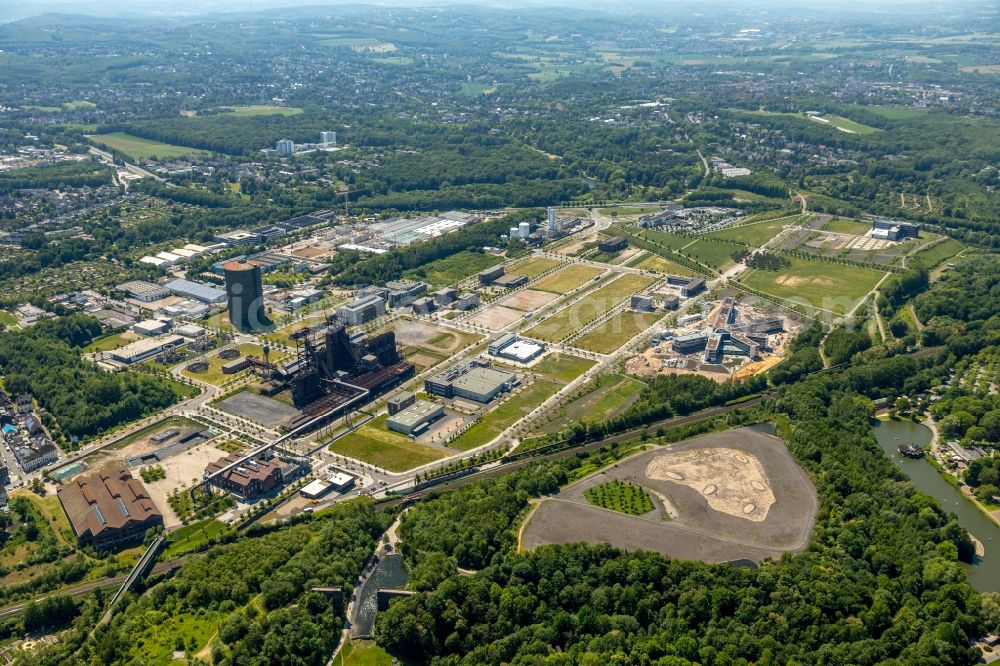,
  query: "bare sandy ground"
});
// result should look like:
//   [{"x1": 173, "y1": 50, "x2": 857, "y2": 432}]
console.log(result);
[
  {"x1": 142, "y1": 440, "x2": 233, "y2": 529},
  {"x1": 499, "y1": 289, "x2": 560, "y2": 312},
  {"x1": 468, "y1": 306, "x2": 524, "y2": 330}
]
